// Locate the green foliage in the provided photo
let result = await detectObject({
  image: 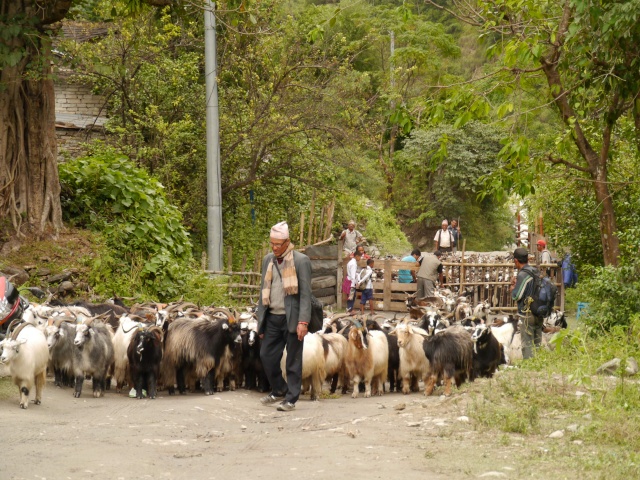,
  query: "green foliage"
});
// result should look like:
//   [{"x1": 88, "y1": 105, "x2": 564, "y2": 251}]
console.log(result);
[
  {"x1": 571, "y1": 262, "x2": 640, "y2": 333},
  {"x1": 59, "y1": 151, "x2": 192, "y2": 299},
  {"x1": 393, "y1": 121, "x2": 514, "y2": 250}
]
